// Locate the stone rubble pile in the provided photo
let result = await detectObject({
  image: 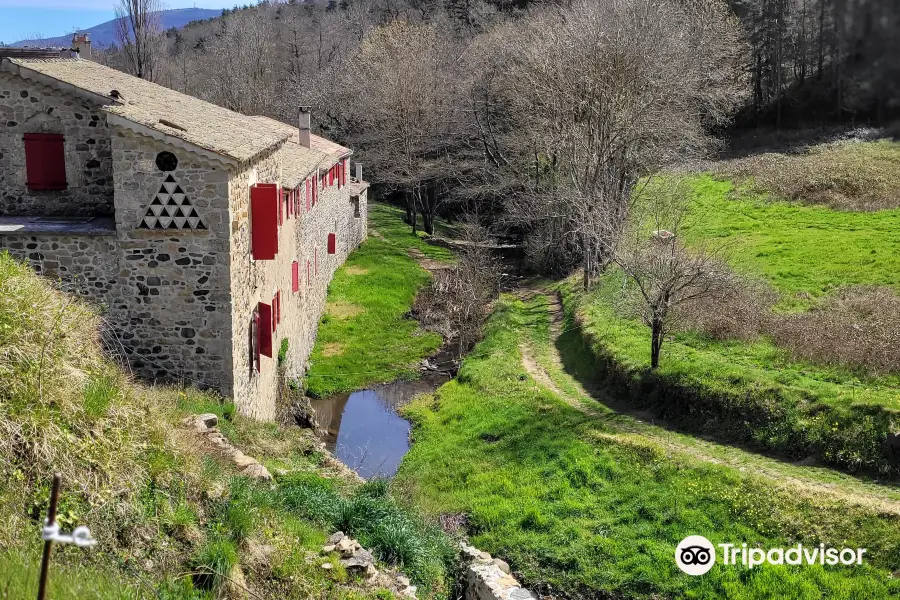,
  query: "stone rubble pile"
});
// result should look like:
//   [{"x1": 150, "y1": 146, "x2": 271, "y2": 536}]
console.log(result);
[
  {"x1": 461, "y1": 543, "x2": 536, "y2": 600},
  {"x1": 321, "y1": 531, "x2": 418, "y2": 598},
  {"x1": 184, "y1": 413, "x2": 273, "y2": 481}
]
